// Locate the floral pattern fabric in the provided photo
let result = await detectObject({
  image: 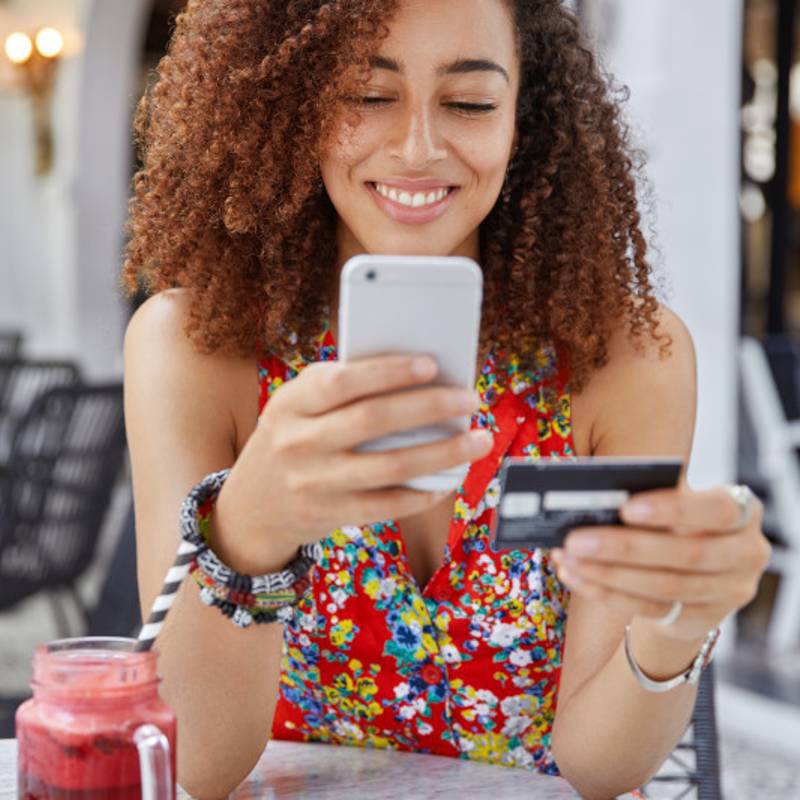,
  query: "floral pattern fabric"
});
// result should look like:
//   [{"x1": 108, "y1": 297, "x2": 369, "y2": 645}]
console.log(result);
[{"x1": 259, "y1": 323, "x2": 576, "y2": 776}]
